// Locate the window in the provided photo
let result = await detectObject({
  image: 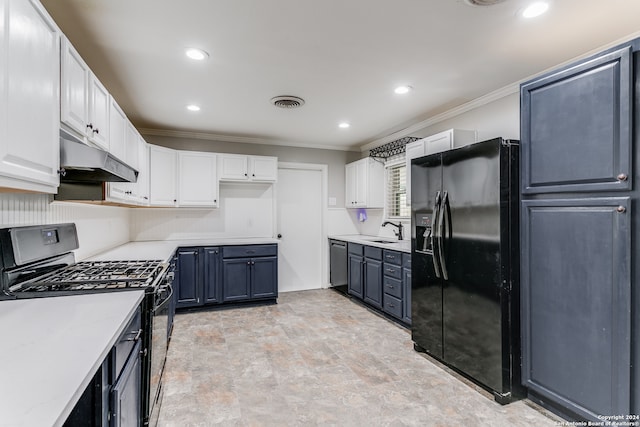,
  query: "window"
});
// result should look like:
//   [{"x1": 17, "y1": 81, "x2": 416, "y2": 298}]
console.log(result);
[{"x1": 386, "y1": 161, "x2": 409, "y2": 218}]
